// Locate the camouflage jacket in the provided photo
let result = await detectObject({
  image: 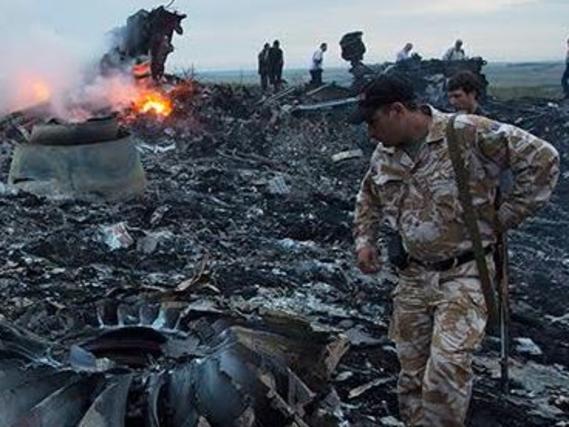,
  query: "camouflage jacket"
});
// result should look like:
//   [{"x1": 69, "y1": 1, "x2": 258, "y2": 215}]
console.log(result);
[{"x1": 354, "y1": 107, "x2": 560, "y2": 263}]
